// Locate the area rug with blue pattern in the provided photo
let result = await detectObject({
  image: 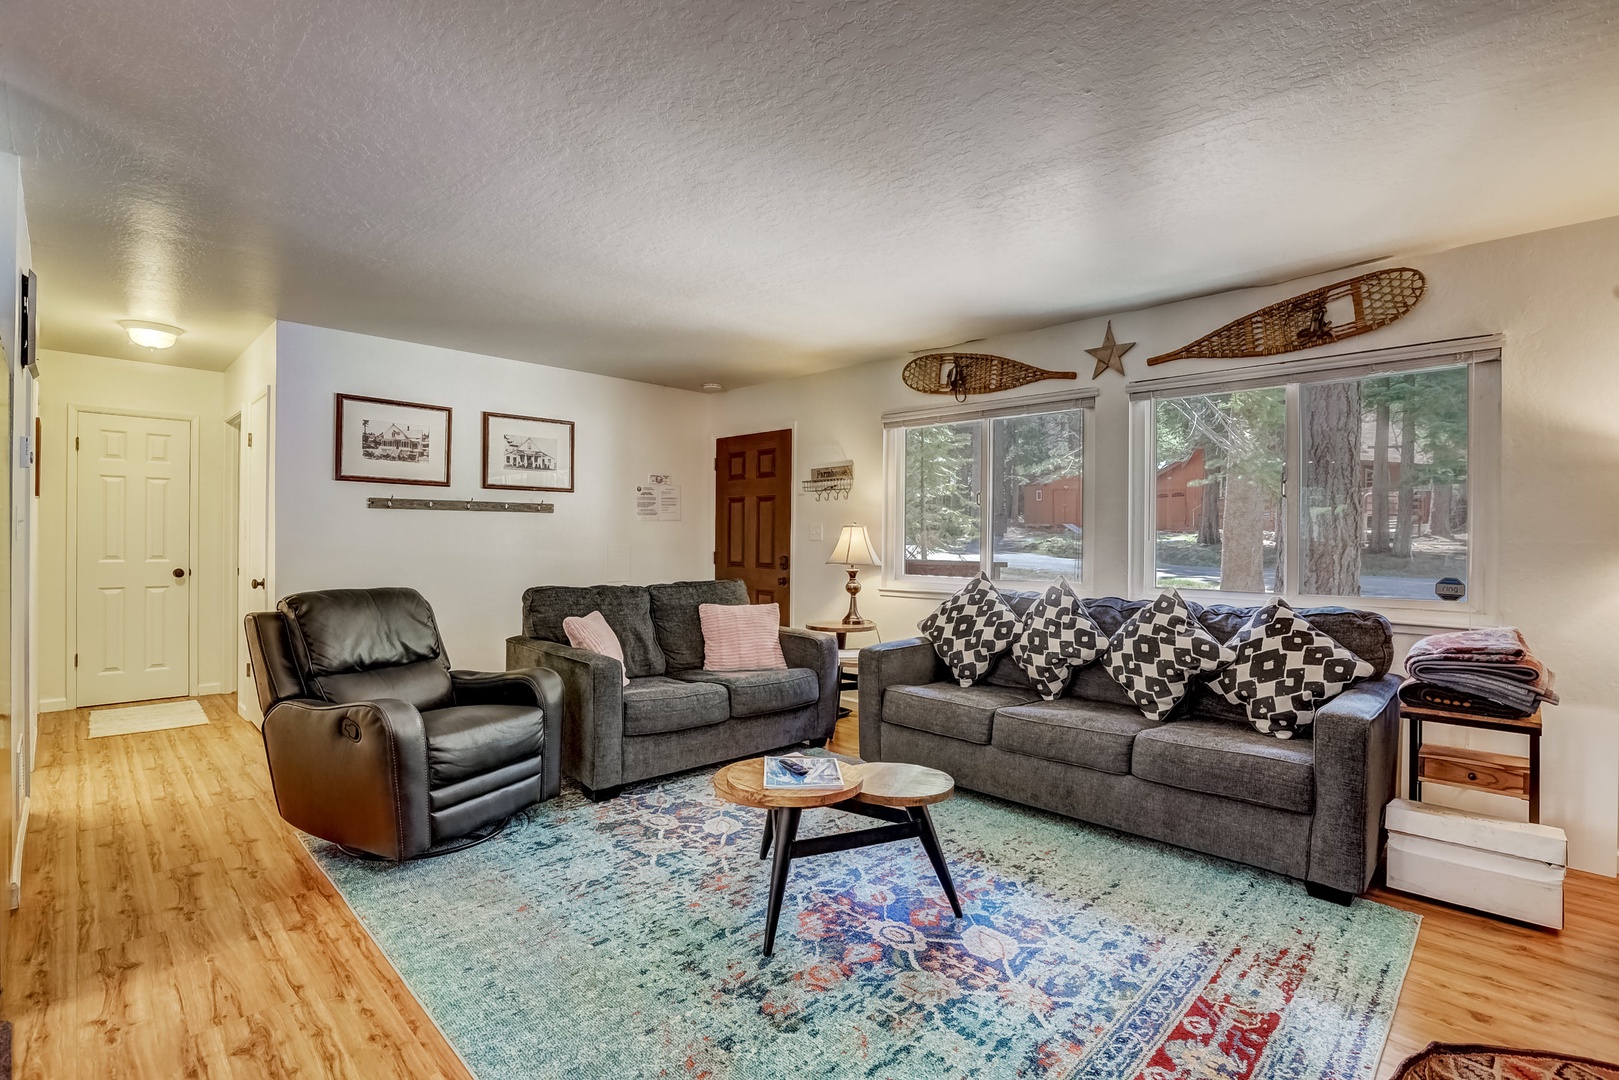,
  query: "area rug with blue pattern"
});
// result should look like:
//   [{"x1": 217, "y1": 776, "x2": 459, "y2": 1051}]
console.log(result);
[{"x1": 305, "y1": 764, "x2": 1419, "y2": 1080}]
